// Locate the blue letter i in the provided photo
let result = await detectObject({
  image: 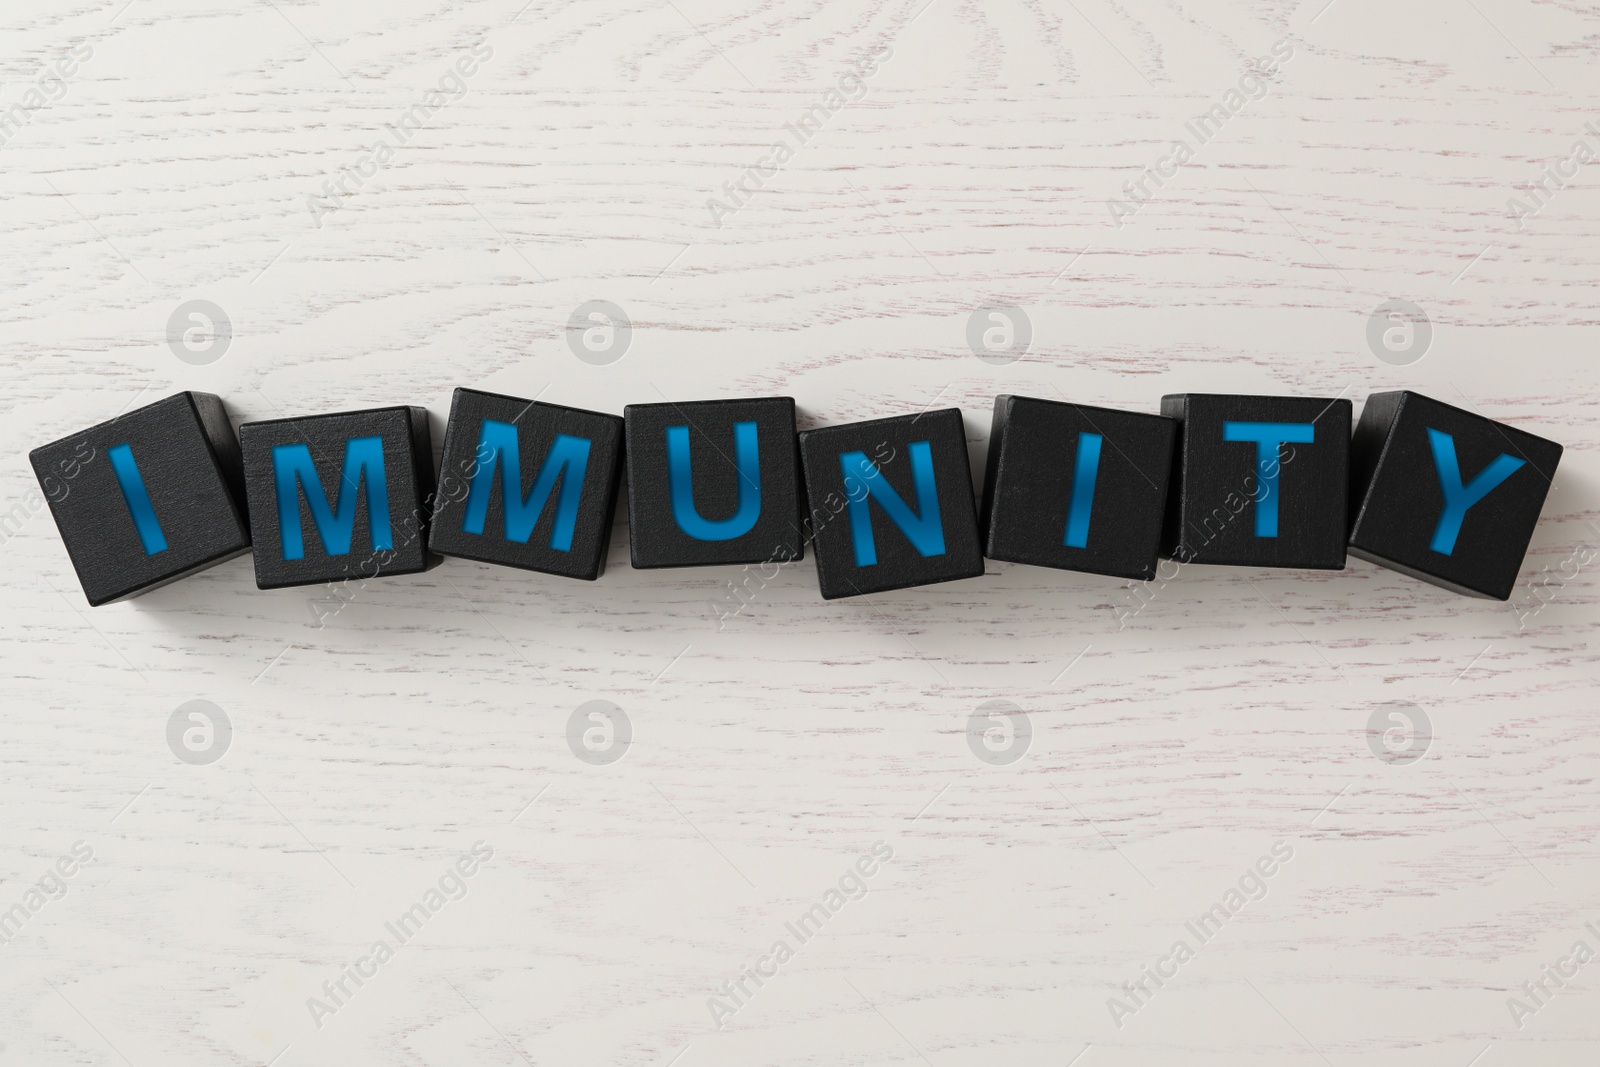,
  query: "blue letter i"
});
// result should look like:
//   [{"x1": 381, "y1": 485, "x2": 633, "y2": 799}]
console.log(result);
[
  {"x1": 1063, "y1": 432, "x2": 1103, "y2": 549},
  {"x1": 107, "y1": 443, "x2": 168, "y2": 555}
]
